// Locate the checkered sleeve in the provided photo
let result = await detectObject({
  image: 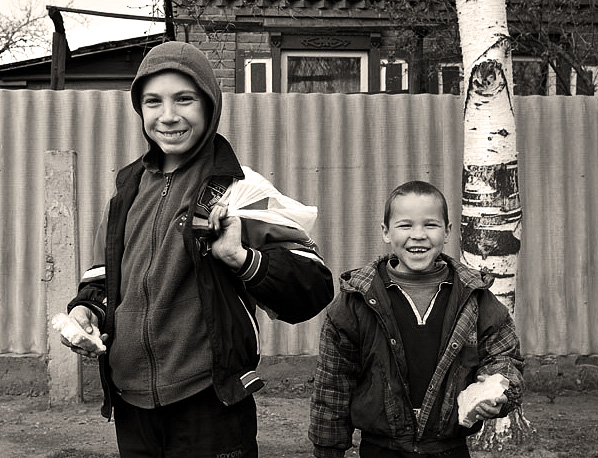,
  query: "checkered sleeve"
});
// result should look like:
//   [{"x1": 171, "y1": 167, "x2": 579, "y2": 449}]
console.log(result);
[
  {"x1": 309, "y1": 309, "x2": 361, "y2": 458},
  {"x1": 476, "y1": 293, "x2": 525, "y2": 416}
]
